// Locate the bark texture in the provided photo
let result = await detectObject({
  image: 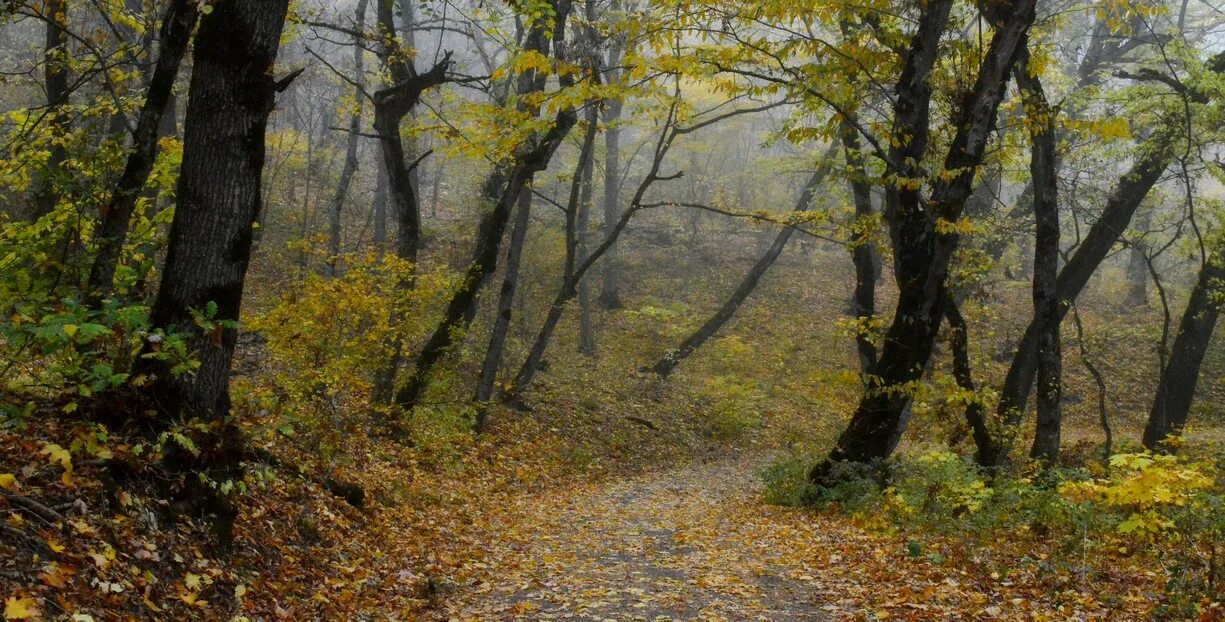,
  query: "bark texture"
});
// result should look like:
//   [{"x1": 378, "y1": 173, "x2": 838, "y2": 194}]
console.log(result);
[{"x1": 145, "y1": 0, "x2": 291, "y2": 419}]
